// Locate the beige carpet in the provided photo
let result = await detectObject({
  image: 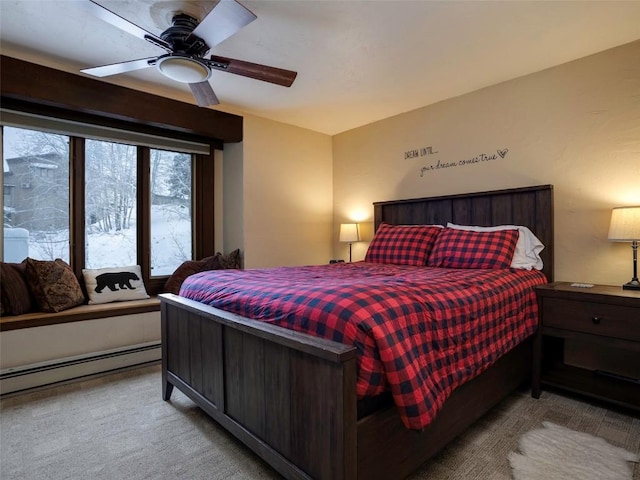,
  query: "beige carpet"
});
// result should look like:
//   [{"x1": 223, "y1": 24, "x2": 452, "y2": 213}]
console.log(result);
[{"x1": 1, "y1": 364, "x2": 638, "y2": 480}]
